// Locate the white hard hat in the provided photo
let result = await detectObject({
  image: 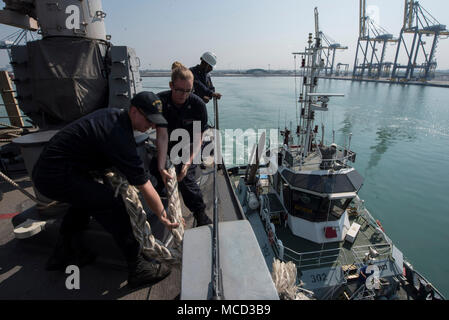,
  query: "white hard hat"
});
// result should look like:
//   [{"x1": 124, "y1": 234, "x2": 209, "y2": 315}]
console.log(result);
[{"x1": 201, "y1": 51, "x2": 217, "y2": 67}]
